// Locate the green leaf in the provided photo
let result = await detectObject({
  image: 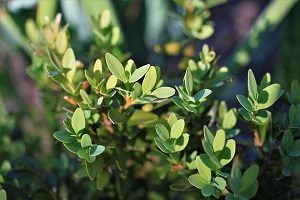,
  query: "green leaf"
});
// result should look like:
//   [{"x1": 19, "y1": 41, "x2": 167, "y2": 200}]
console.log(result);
[
  {"x1": 62, "y1": 48, "x2": 76, "y2": 82},
  {"x1": 248, "y1": 69, "x2": 258, "y2": 99},
  {"x1": 222, "y1": 109, "x2": 237, "y2": 129},
  {"x1": 64, "y1": 142, "x2": 81, "y2": 153},
  {"x1": 196, "y1": 156, "x2": 211, "y2": 182},
  {"x1": 203, "y1": 126, "x2": 214, "y2": 145},
  {"x1": 257, "y1": 84, "x2": 282, "y2": 109},
  {"x1": 238, "y1": 108, "x2": 252, "y2": 121},
  {"x1": 218, "y1": 101, "x2": 228, "y2": 120},
  {"x1": 202, "y1": 140, "x2": 215, "y2": 157},
  {"x1": 96, "y1": 171, "x2": 110, "y2": 190},
  {"x1": 287, "y1": 140, "x2": 300, "y2": 157},
  {"x1": 202, "y1": 185, "x2": 215, "y2": 197},
  {"x1": 106, "y1": 75, "x2": 118, "y2": 90},
  {"x1": 167, "y1": 113, "x2": 178, "y2": 127},
  {"x1": 128, "y1": 110, "x2": 158, "y2": 126},
  {"x1": 85, "y1": 158, "x2": 104, "y2": 180},
  {"x1": 252, "y1": 110, "x2": 271, "y2": 125},
  {"x1": 163, "y1": 139, "x2": 175, "y2": 152},
  {"x1": 239, "y1": 164, "x2": 259, "y2": 193},
  {"x1": 90, "y1": 145, "x2": 105, "y2": 156},
  {"x1": 108, "y1": 108, "x2": 126, "y2": 124},
  {"x1": 174, "y1": 133, "x2": 189, "y2": 152},
  {"x1": 170, "y1": 119, "x2": 185, "y2": 139},
  {"x1": 188, "y1": 173, "x2": 209, "y2": 189},
  {"x1": 72, "y1": 108, "x2": 85, "y2": 134},
  {"x1": 142, "y1": 66, "x2": 157, "y2": 94},
  {"x1": 150, "y1": 87, "x2": 175, "y2": 98},
  {"x1": 105, "y1": 53, "x2": 127, "y2": 83},
  {"x1": 289, "y1": 104, "x2": 300, "y2": 127},
  {"x1": 100, "y1": 9, "x2": 111, "y2": 28},
  {"x1": 259, "y1": 73, "x2": 271, "y2": 91},
  {"x1": 229, "y1": 165, "x2": 242, "y2": 193},
  {"x1": 183, "y1": 67, "x2": 193, "y2": 94},
  {"x1": 0, "y1": 189, "x2": 7, "y2": 200},
  {"x1": 154, "y1": 137, "x2": 171, "y2": 153},
  {"x1": 241, "y1": 180, "x2": 258, "y2": 199},
  {"x1": 80, "y1": 89, "x2": 92, "y2": 106},
  {"x1": 93, "y1": 59, "x2": 102, "y2": 74},
  {"x1": 77, "y1": 149, "x2": 93, "y2": 162},
  {"x1": 200, "y1": 154, "x2": 222, "y2": 170},
  {"x1": 53, "y1": 131, "x2": 74, "y2": 143},
  {"x1": 155, "y1": 124, "x2": 169, "y2": 141},
  {"x1": 194, "y1": 89, "x2": 212, "y2": 101},
  {"x1": 213, "y1": 129, "x2": 226, "y2": 152},
  {"x1": 129, "y1": 64, "x2": 150, "y2": 83},
  {"x1": 130, "y1": 82, "x2": 142, "y2": 99},
  {"x1": 219, "y1": 139, "x2": 236, "y2": 166},
  {"x1": 214, "y1": 177, "x2": 226, "y2": 190},
  {"x1": 81, "y1": 134, "x2": 92, "y2": 148},
  {"x1": 236, "y1": 95, "x2": 253, "y2": 112},
  {"x1": 226, "y1": 193, "x2": 238, "y2": 200},
  {"x1": 55, "y1": 30, "x2": 68, "y2": 54}
]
